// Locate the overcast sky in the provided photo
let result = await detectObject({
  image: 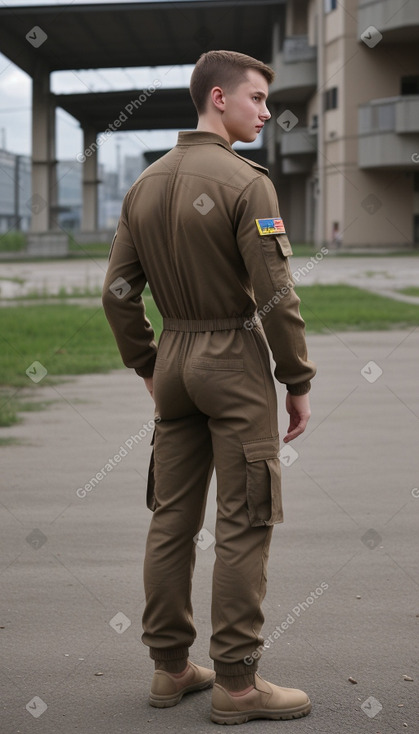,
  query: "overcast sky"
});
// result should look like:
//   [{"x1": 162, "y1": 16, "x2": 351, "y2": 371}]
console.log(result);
[{"x1": 0, "y1": 0, "x2": 260, "y2": 171}]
